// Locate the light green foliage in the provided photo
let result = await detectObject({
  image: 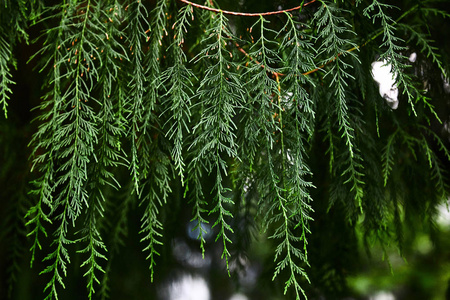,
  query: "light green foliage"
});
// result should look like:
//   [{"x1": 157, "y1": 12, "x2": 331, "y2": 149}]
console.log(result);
[
  {"x1": 0, "y1": 35, "x2": 14, "y2": 118},
  {"x1": 1, "y1": 0, "x2": 449, "y2": 300}
]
